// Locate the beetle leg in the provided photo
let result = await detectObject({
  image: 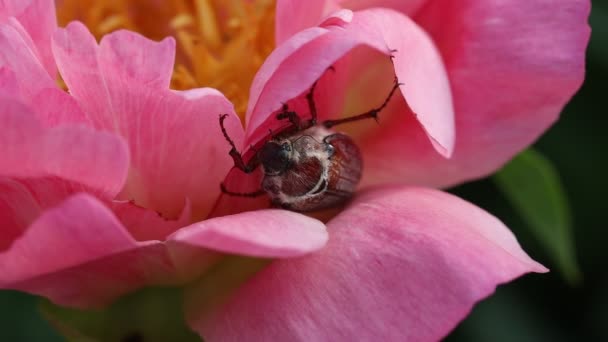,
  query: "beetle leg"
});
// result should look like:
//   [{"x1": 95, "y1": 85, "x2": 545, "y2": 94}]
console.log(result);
[
  {"x1": 220, "y1": 183, "x2": 266, "y2": 197},
  {"x1": 276, "y1": 103, "x2": 301, "y2": 129},
  {"x1": 322, "y1": 76, "x2": 403, "y2": 129},
  {"x1": 219, "y1": 113, "x2": 255, "y2": 173},
  {"x1": 306, "y1": 80, "x2": 319, "y2": 126},
  {"x1": 305, "y1": 65, "x2": 335, "y2": 127}
]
